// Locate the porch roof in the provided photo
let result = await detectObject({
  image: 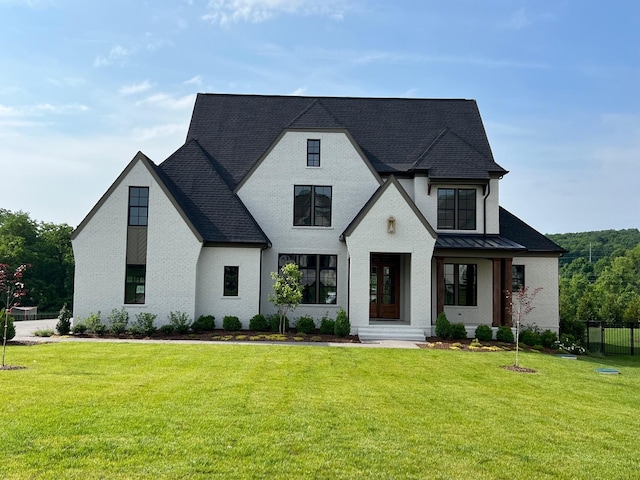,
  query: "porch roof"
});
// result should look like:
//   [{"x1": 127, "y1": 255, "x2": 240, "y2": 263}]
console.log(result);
[{"x1": 435, "y1": 234, "x2": 526, "y2": 251}]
